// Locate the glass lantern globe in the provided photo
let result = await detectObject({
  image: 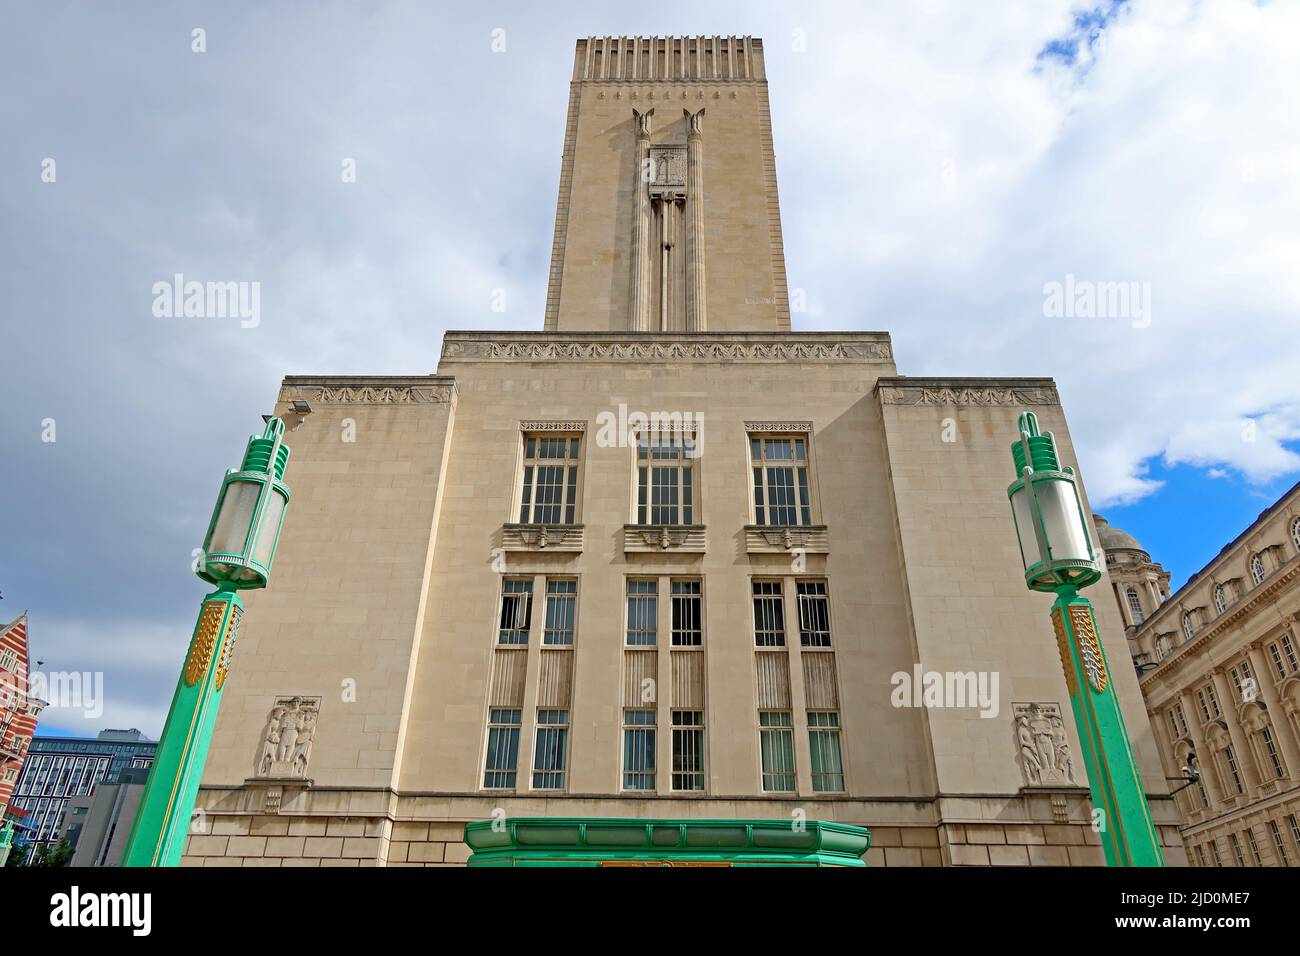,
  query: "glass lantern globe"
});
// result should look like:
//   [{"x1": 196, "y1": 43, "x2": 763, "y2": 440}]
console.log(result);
[
  {"x1": 198, "y1": 418, "x2": 292, "y2": 590},
  {"x1": 1007, "y1": 412, "x2": 1100, "y2": 593}
]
